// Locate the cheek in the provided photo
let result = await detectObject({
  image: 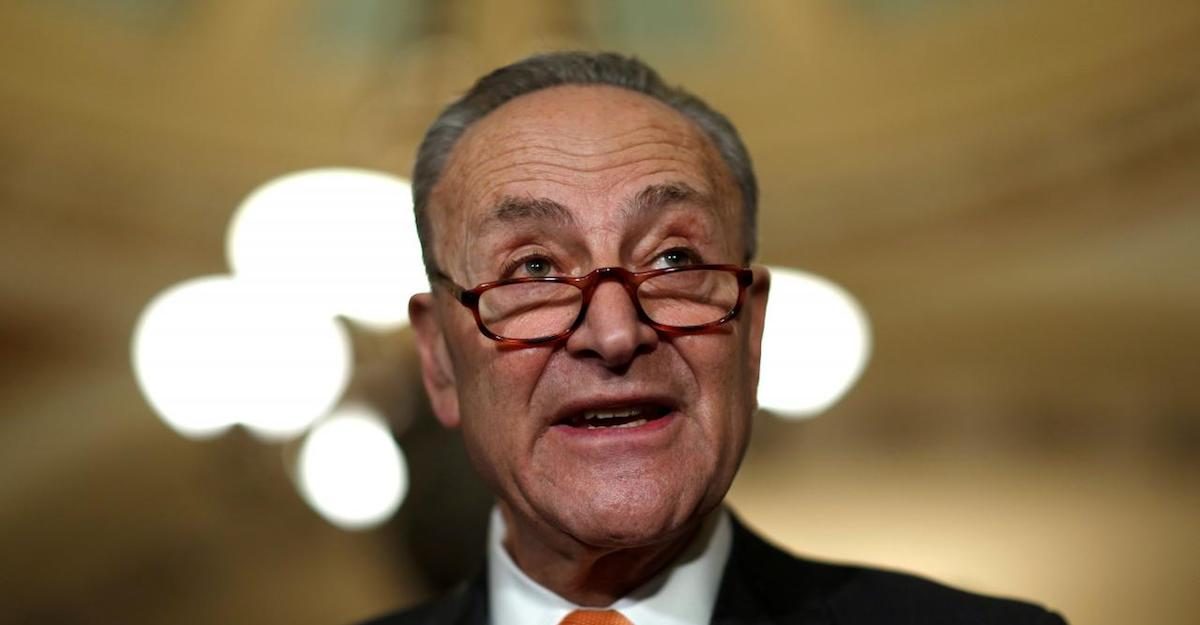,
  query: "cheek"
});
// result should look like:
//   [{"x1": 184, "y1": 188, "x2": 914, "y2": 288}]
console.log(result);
[
  {"x1": 457, "y1": 344, "x2": 554, "y2": 441},
  {"x1": 455, "y1": 346, "x2": 554, "y2": 491},
  {"x1": 484, "y1": 348, "x2": 554, "y2": 401},
  {"x1": 686, "y1": 332, "x2": 750, "y2": 393},
  {"x1": 680, "y1": 332, "x2": 755, "y2": 436}
]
